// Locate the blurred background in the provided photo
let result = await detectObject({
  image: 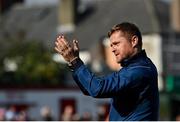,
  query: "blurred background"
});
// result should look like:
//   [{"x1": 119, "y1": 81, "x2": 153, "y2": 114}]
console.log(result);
[{"x1": 0, "y1": 0, "x2": 180, "y2": 120}]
